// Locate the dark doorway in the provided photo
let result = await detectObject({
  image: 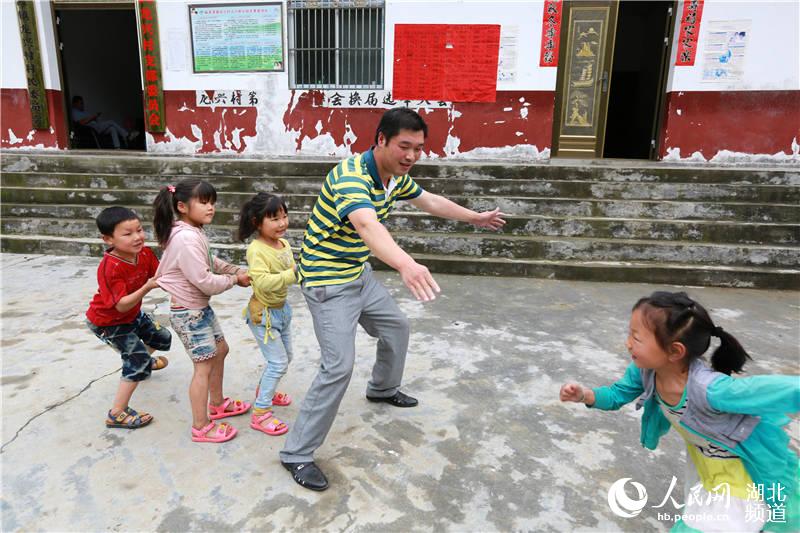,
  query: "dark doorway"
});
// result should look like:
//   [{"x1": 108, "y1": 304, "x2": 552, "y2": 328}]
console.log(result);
[
  {"x1": 55, "y1": 7, "x2": 145, "y2": 150},
  {"x1": 603, "y1": 1, "x2": 673, "y2": 159}
]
